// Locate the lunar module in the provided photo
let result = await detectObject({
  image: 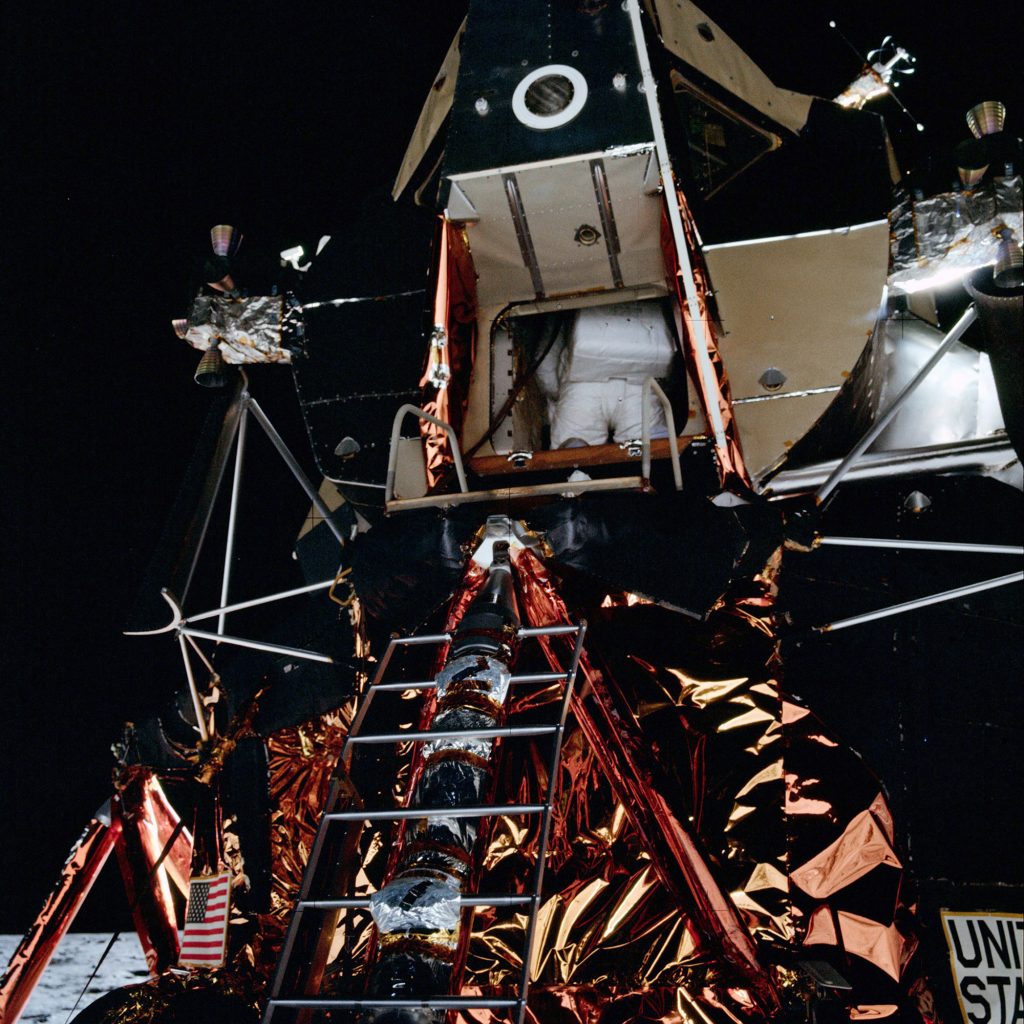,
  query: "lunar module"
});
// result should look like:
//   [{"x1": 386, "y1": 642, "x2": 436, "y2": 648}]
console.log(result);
[{"x1": 2, "y1": 2, "x2": 1021, "y2": 1023}]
